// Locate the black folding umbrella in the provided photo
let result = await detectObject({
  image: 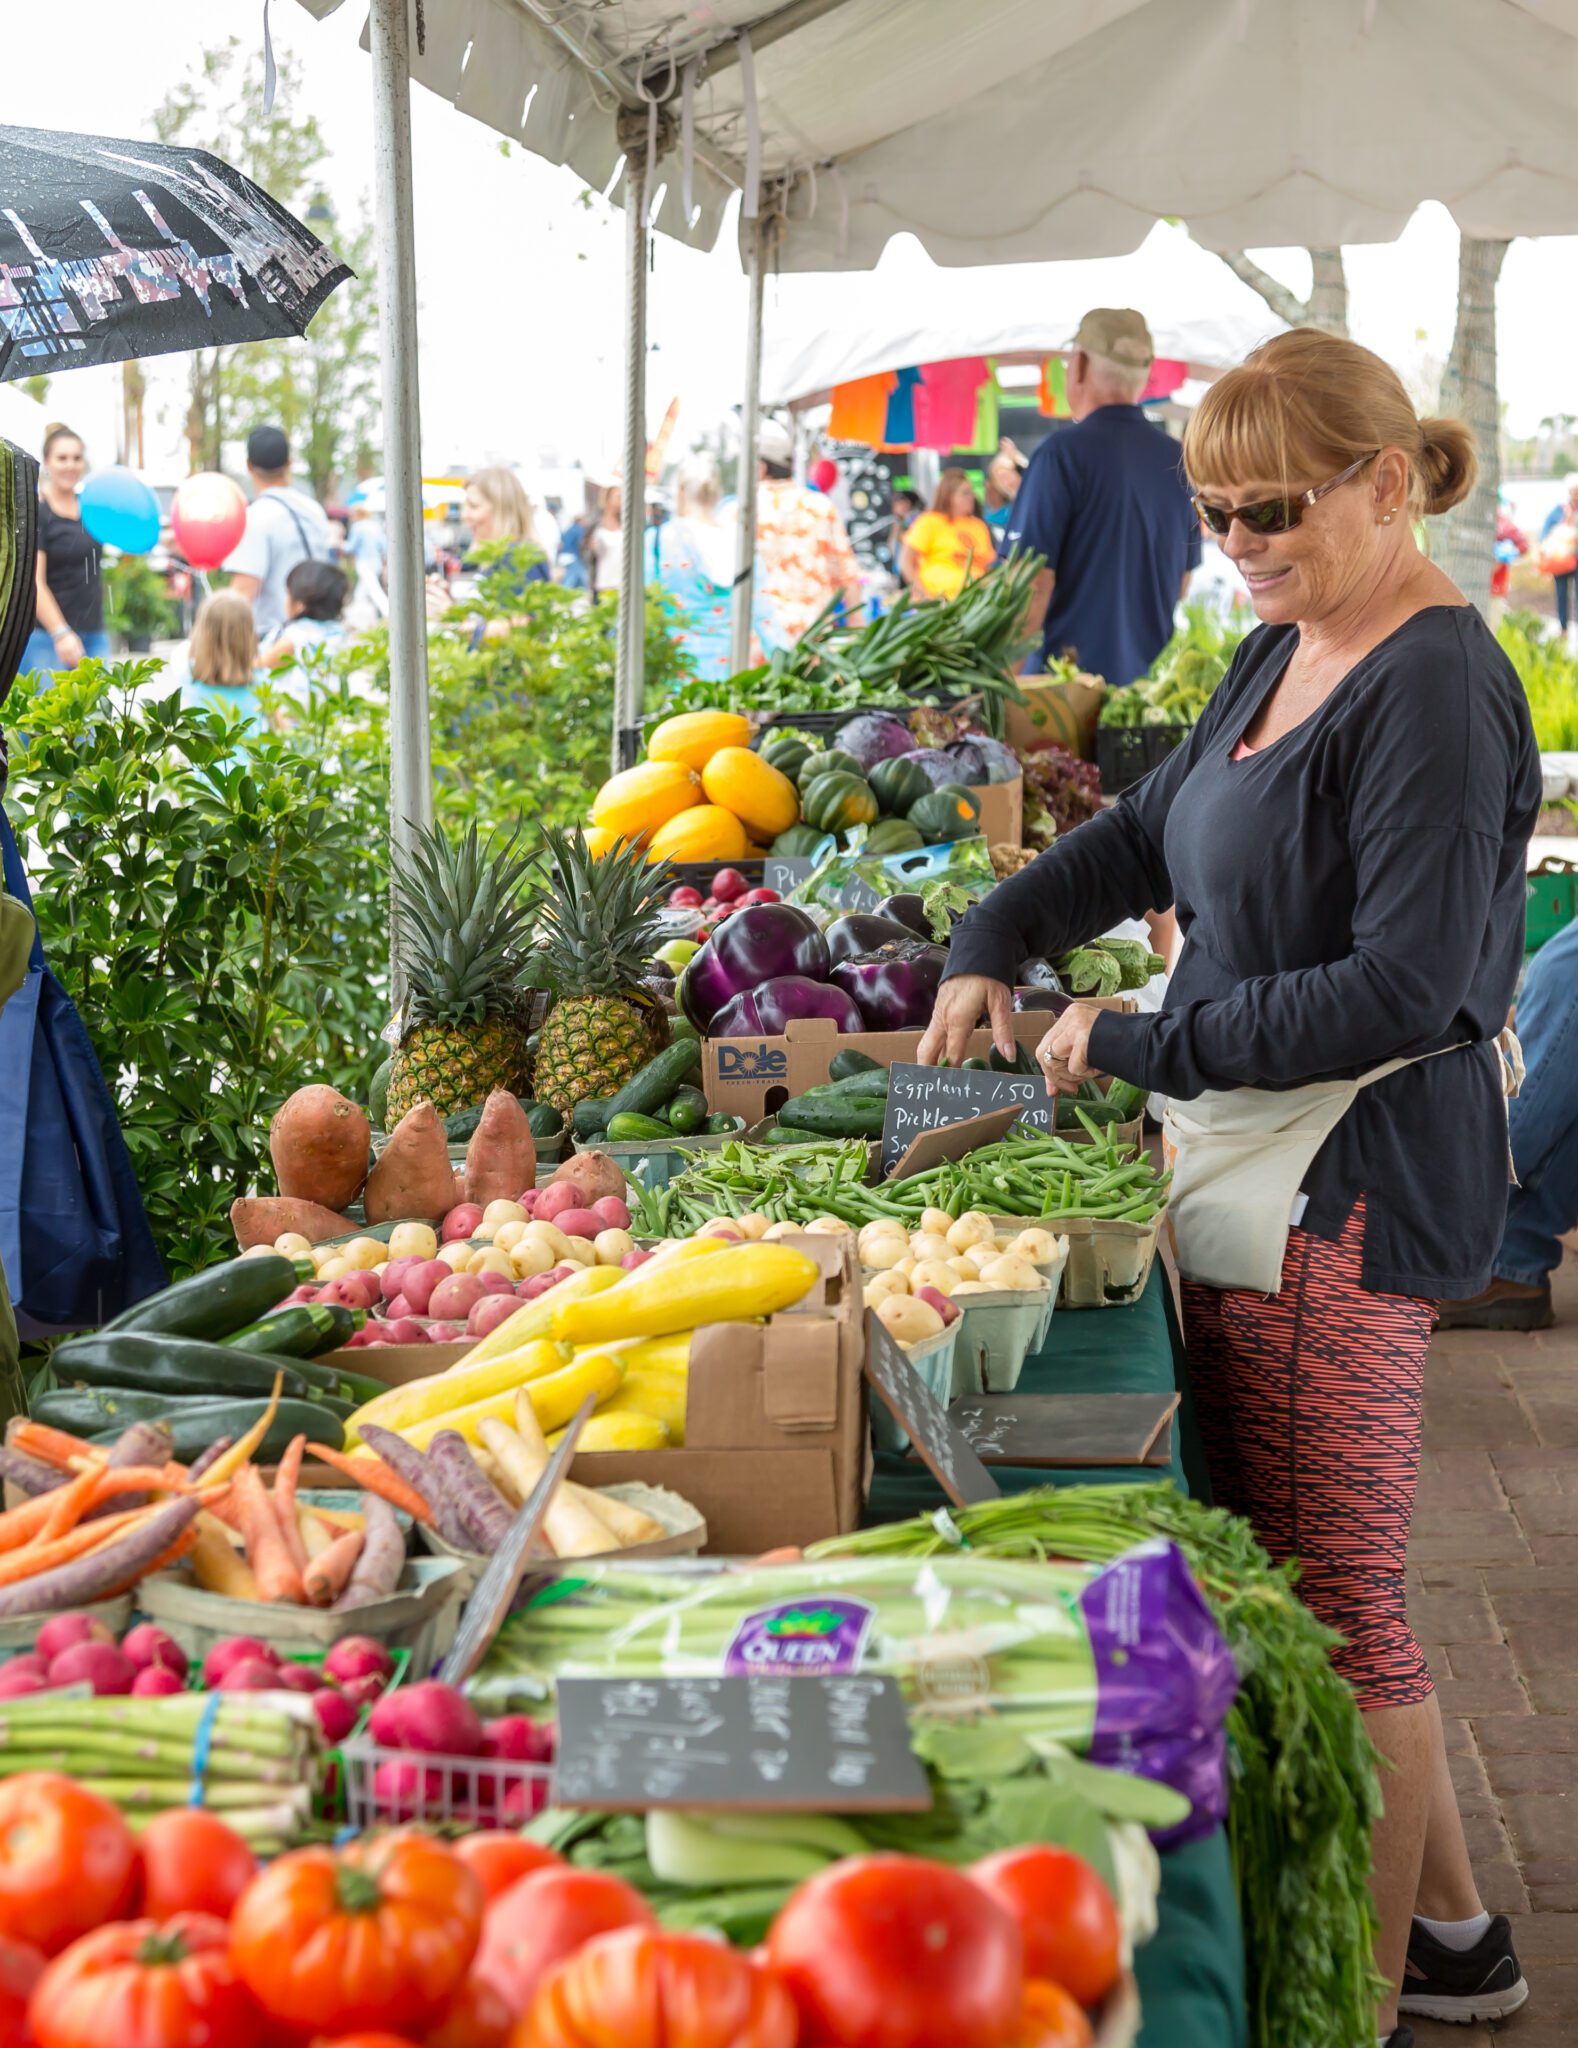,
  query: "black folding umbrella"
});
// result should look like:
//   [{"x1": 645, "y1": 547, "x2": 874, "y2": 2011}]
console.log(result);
[{"x1": 0, "y1": 124, "x2": 351, "y2": 381}]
